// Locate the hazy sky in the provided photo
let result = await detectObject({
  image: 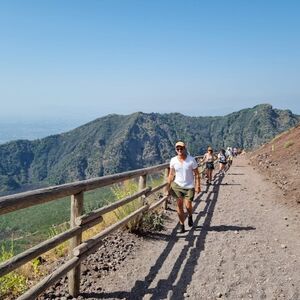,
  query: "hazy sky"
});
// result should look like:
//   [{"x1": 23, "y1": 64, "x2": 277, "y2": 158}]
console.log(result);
[{"x1": 1, "y1": 0, "x2": 300, "y2": 123}]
